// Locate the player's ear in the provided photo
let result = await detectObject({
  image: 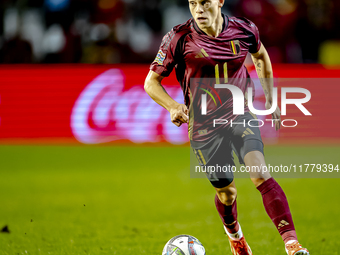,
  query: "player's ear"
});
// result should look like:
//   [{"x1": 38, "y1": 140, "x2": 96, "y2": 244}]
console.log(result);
[{"x1": 218, "y1": 0, "x2": 224, "y2": 8}]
